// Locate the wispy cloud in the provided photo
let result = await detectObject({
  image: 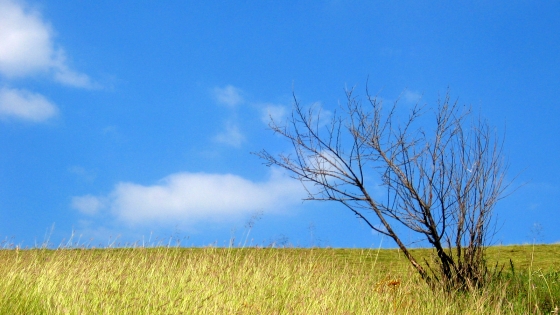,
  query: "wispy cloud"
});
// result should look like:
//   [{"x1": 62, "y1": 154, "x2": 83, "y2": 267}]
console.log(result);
[
  {"x1": 51, "y1": 53, "x2": 98, "y2": 88},
  {"x1": 68, "y1": 166, "x2": 97, "y2": 182},
  {"x1": 0, "y1": 0, "x2": 96, "y2": 88},
  {"x1": 401, "y1": 89, "x2": 422, "y2": 104},
  {"x1": 71, "y1": 169, "x2": 304, "y2": 226},
  {"x1": 71, "y1": 195, "x2": 105, "y2": 215},
  {"x1": 0, "y1": 87, "x2": 58, "y2": 122},
  {"x1": 210, "y1": 85, "x2": 252, "y2": 147},
  {"x1": 309, "y1": 101, "x2": 332, "y2": 128},
  {"x1": 214, "y1": 122, "x2": 245, "y2": 147},
  {"x1": 213, "y1": 85, "x2": 243, "y2": 107},
  {"x1": 262, "y1": 101, "x2": 330, "y2": 128},
  {"x1": 261, "y1": 103, "x2": 287, "y2": 124}
]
